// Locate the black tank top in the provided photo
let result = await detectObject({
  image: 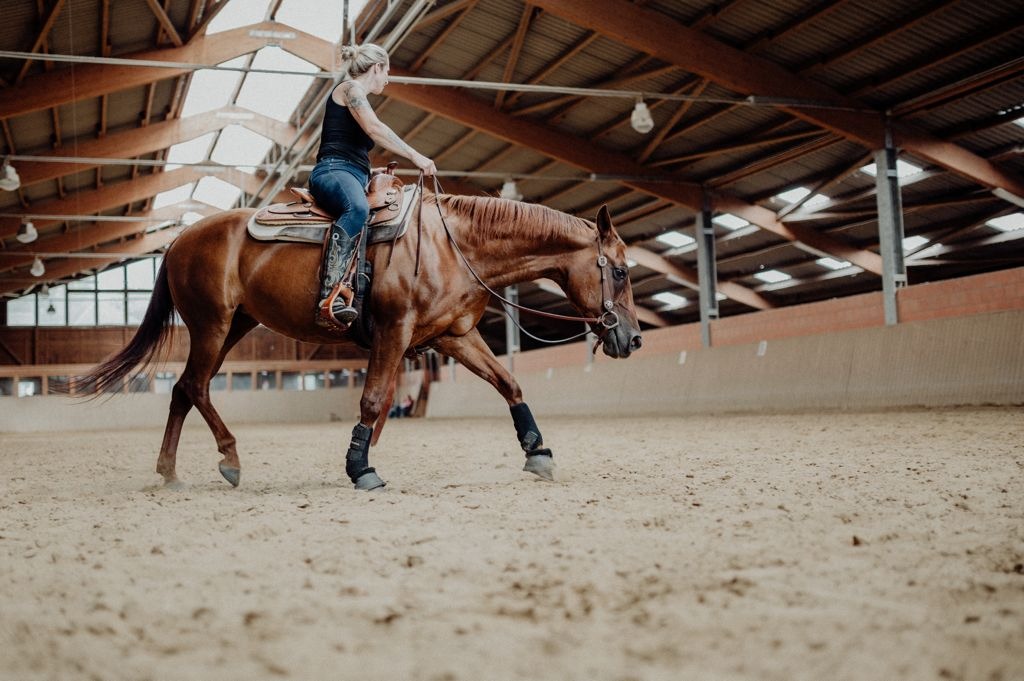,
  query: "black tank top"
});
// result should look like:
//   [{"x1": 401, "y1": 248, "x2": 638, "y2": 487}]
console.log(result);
[{"x1": 316, "y1": 94, "x2": 374, "y2": 173}]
